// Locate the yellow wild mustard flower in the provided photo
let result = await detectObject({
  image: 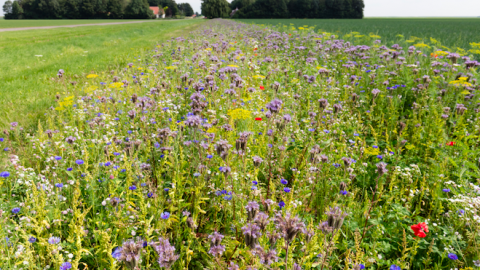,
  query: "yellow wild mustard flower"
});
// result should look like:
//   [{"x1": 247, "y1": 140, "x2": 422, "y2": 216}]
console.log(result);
[
  {"x1": 227, "y1": 108, "x2": 251, "y2": 120},
  {"x1": 86, "y1": 74, "x2": 98, "y2": 79}
]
